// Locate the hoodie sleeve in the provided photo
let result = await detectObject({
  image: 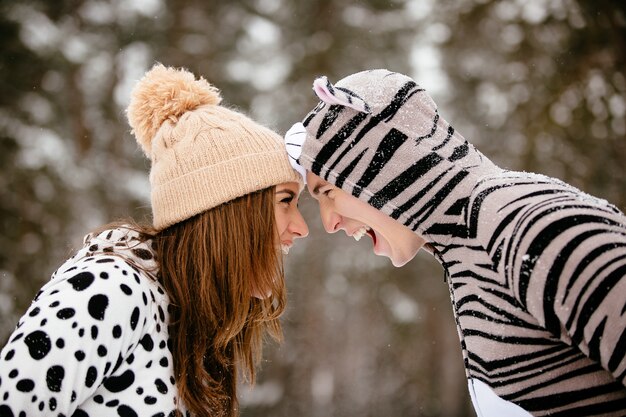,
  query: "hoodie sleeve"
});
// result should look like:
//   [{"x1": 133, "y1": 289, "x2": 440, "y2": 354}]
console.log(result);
[
  {"x1": 0, "y1": 254, "x2": 152, "y2": 416},
  {"x1": 509, "y1": 188, "x2": 626, "y2": 387}
]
